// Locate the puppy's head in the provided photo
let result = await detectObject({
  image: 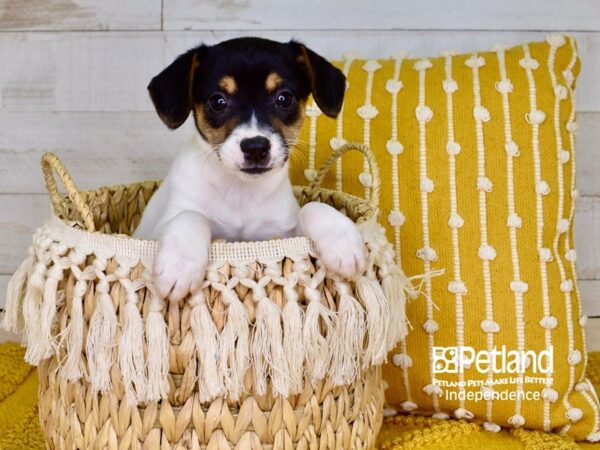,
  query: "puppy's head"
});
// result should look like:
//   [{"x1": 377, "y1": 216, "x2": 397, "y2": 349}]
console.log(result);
[{"x1": 148, "y1": 37, "x2": 345, "y2": 176}]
